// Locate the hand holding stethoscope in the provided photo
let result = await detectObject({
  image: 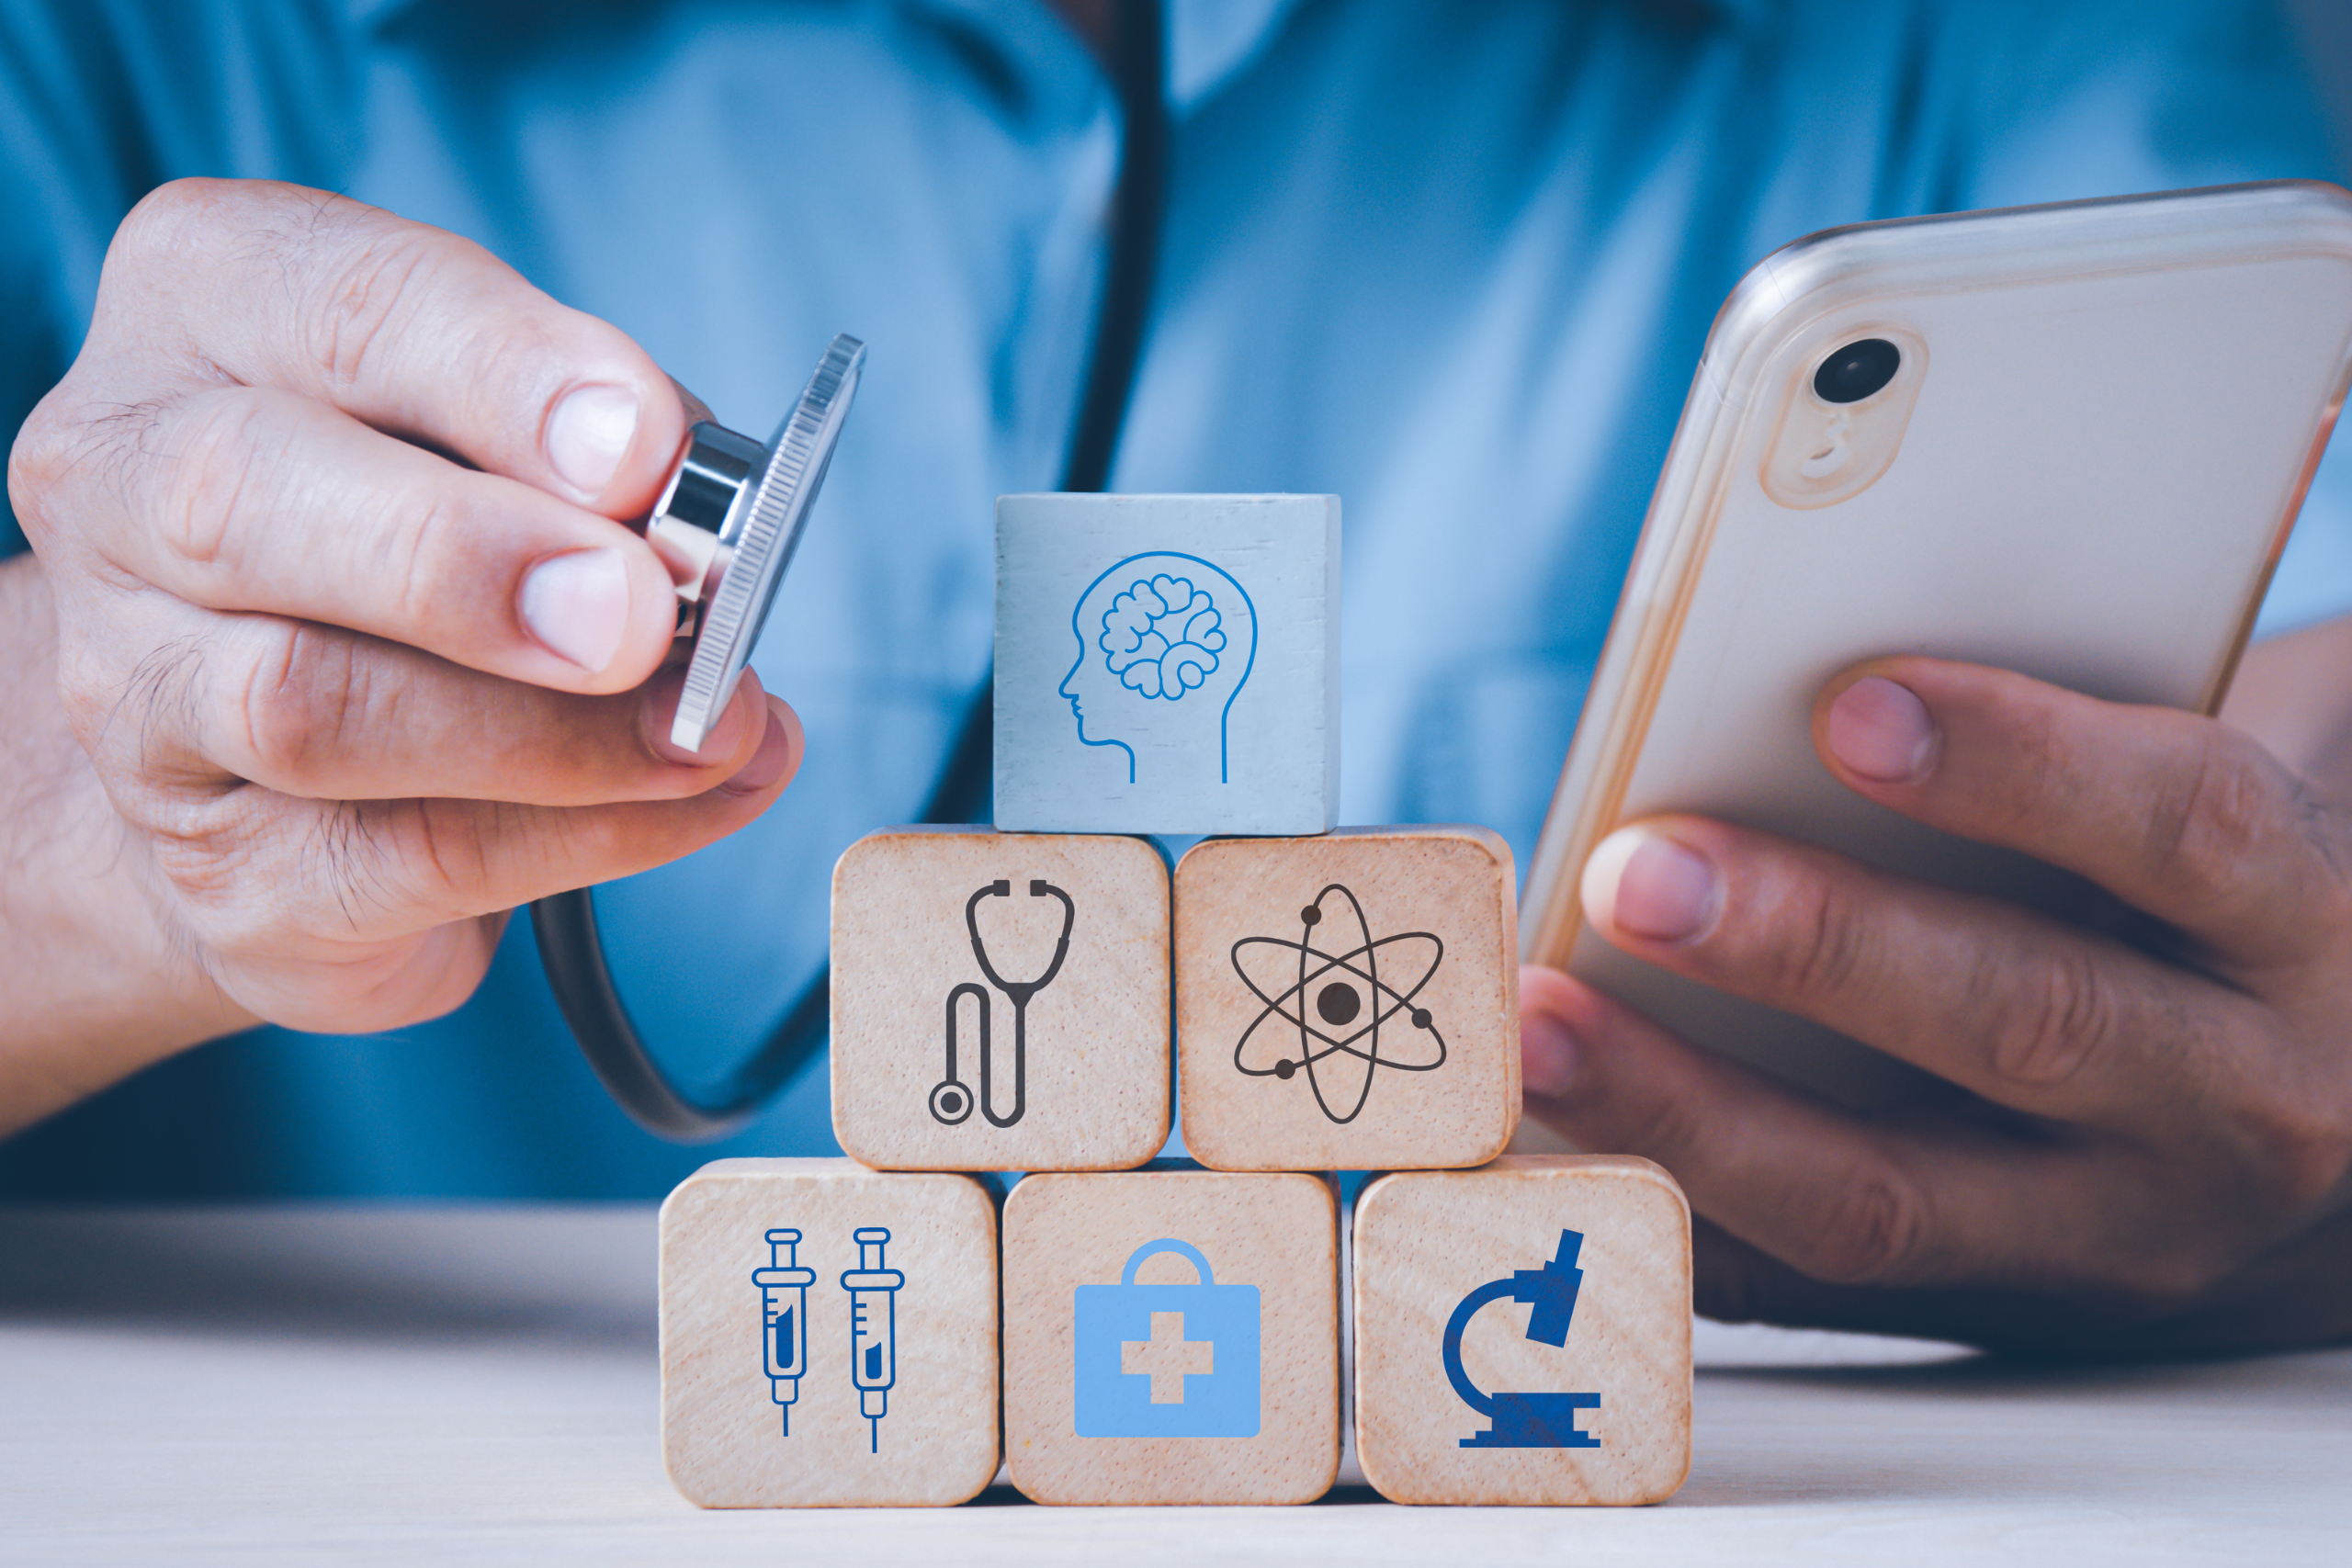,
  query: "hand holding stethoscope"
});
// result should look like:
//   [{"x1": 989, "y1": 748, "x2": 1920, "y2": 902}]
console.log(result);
[{"x1": 930, "y1": 878, "x2": 1076, "y2": 1129}]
